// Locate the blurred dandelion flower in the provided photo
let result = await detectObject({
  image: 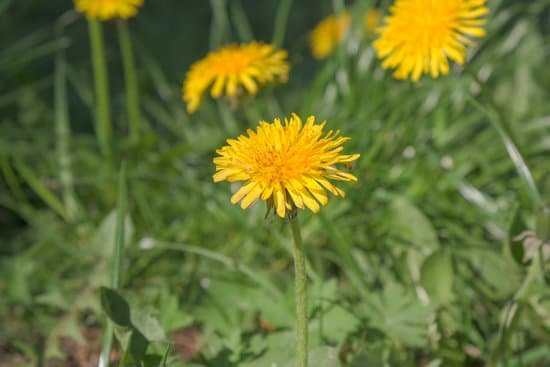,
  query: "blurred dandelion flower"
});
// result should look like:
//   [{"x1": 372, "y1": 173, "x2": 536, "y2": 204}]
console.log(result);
[
  {"x1": 374, "y1": 0, "x2": 488, "y2": 81},
  {"x1": 310, "y1": 12, "x2": 351, "y2": 60},
  {"x1": 213, "y1": 113, "x2": 360, "y2": 218},
  {"x1": 74, "y1": 0, "x2": 143, "y2": 20},
  {"x1": 310, "y1": 9, "x2": 382, "y2": 60},
  {"x1": 182, "y1": 42, "x2": 289, "y2": 113},
  {"x1": 364, "y1": 9, "x2": 382, "y2": 34}
]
